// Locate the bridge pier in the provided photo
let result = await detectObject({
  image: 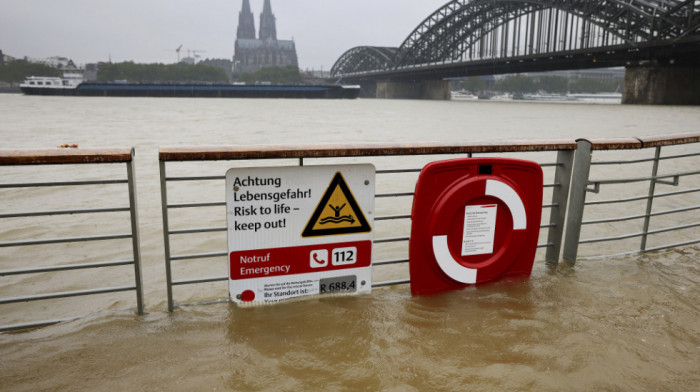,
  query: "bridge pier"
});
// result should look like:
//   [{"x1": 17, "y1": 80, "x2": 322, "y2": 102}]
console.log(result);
[
  {"x1": 623, "y1": 63, "x2": 700, "y2": 105},
  {"x1": 375, "y1": 80, "x2": 450, "y2": 100}
]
